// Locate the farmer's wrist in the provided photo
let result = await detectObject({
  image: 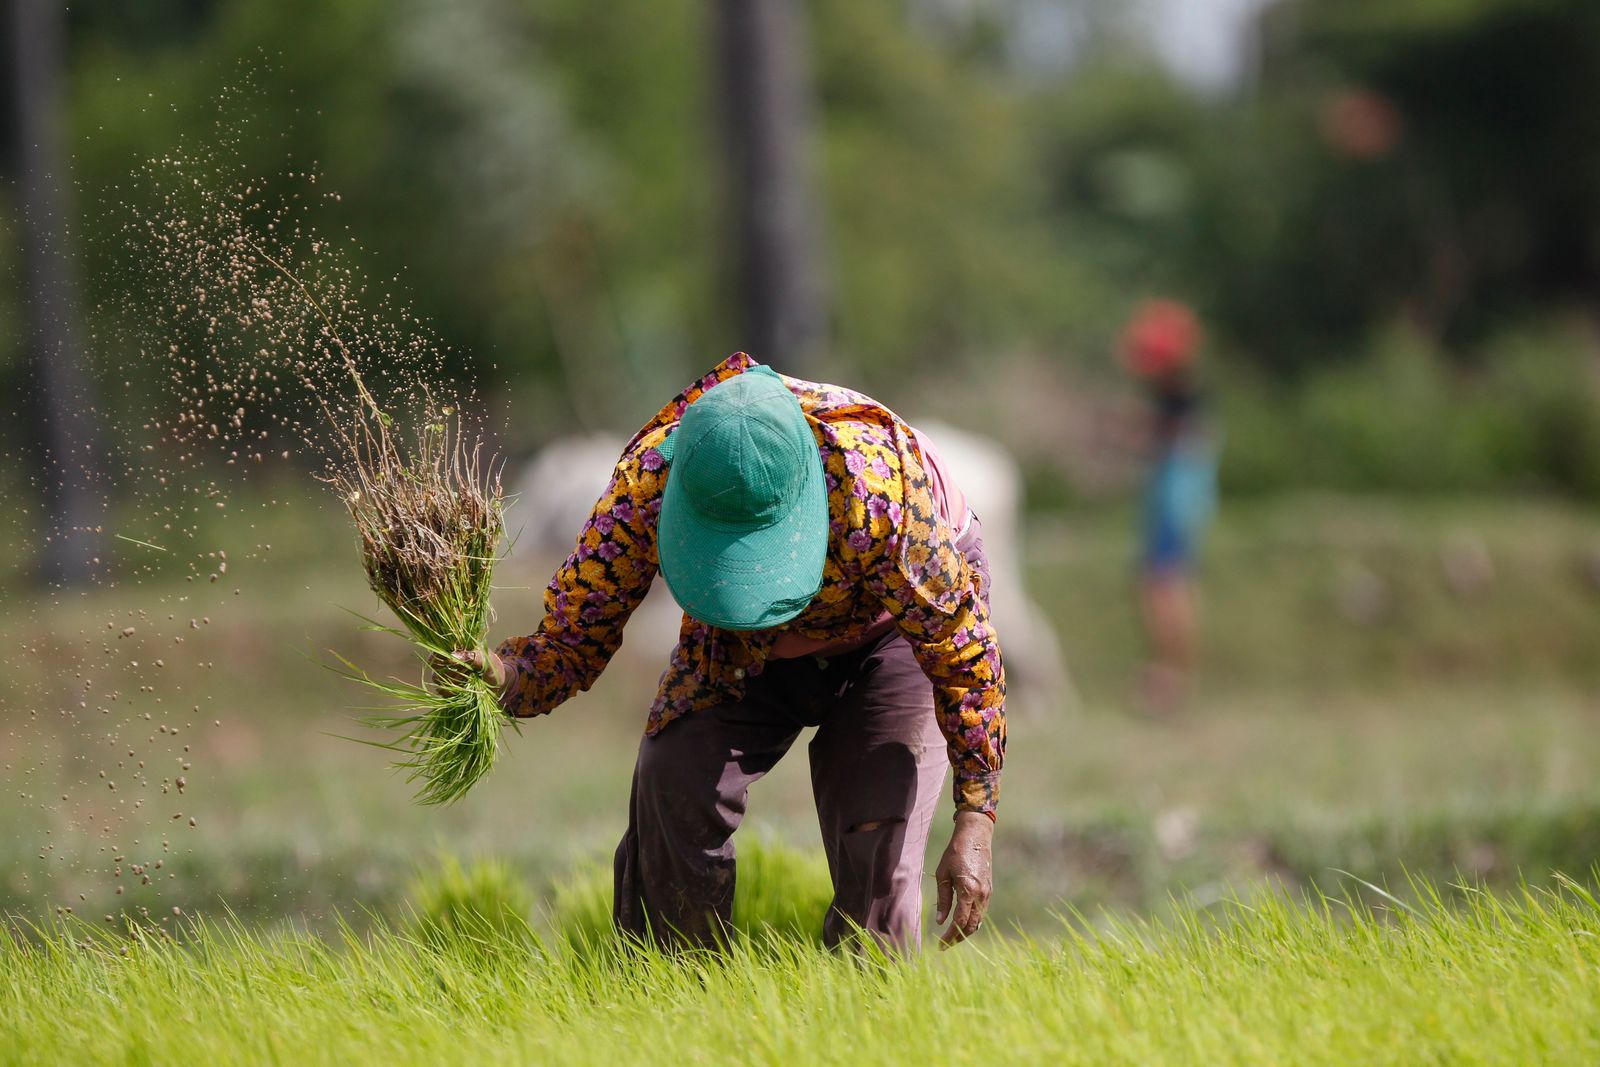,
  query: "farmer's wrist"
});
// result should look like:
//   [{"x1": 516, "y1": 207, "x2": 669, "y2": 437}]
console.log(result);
[
  {"x1": 489, "y1": 652, "x2": 520, "y2": 713},
  {"x1": 483, "y1": 639, "x2": 514, "y2": 700}
]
